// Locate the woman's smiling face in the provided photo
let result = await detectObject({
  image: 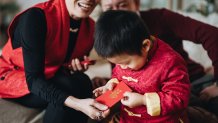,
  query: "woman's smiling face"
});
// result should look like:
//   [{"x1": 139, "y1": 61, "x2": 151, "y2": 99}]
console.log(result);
[{"x1": 66, "y1": 0, "x2": 99, "y2": 19}]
